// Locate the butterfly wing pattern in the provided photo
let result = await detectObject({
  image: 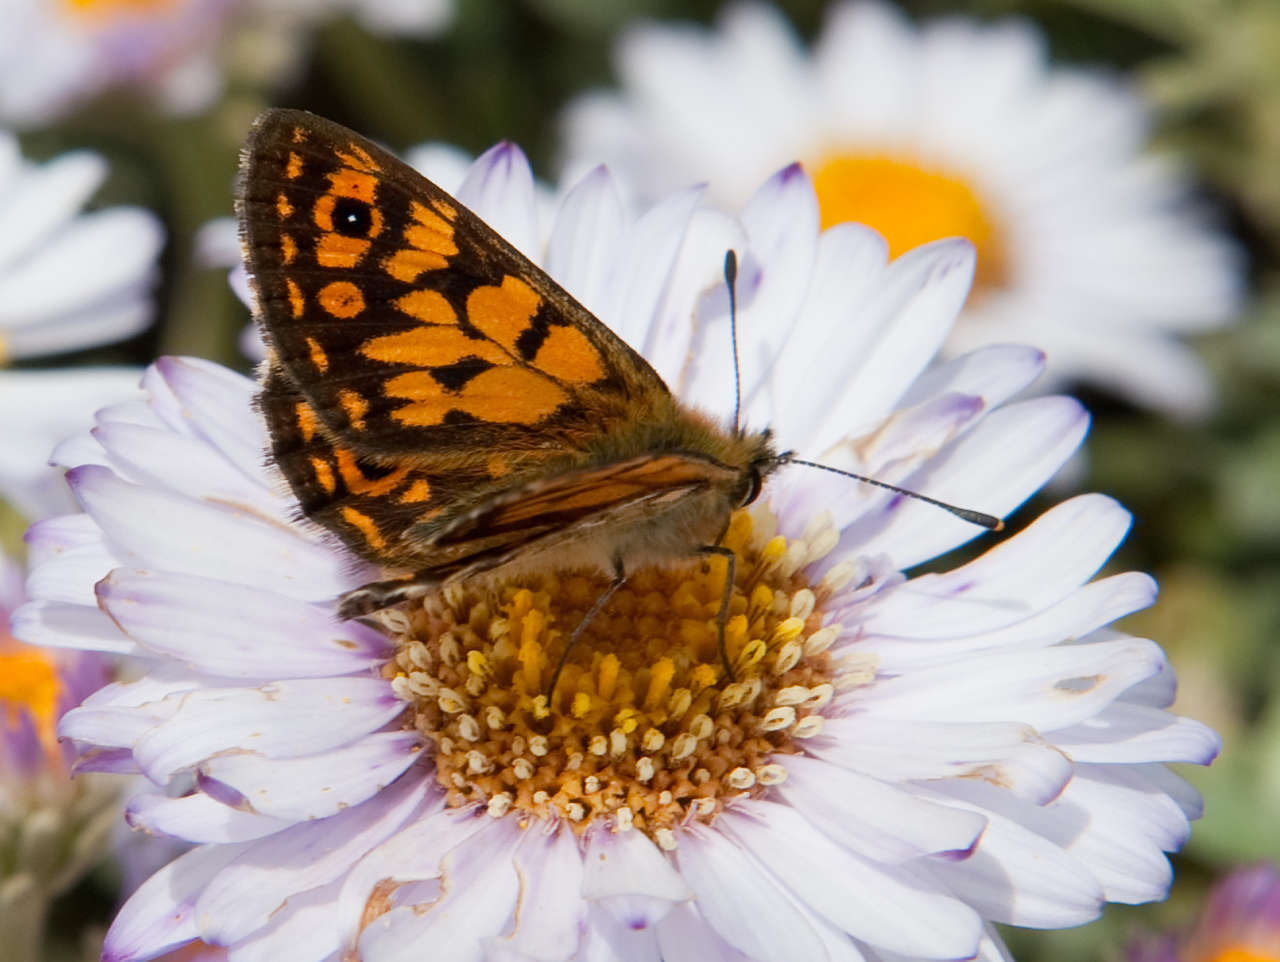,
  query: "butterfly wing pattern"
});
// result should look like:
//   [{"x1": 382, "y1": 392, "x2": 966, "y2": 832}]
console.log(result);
[{"x1": 238, "y1": 109, "x2": 776, "y2": 615}]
